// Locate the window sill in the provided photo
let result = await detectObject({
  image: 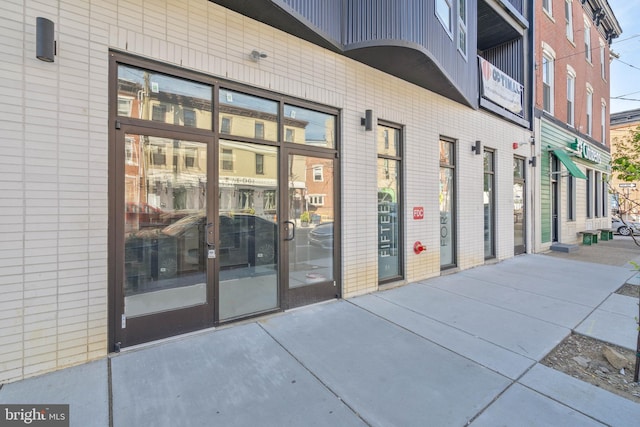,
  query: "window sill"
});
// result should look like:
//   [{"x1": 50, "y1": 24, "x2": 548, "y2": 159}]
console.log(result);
[{"x1": 543, "y1": 9, "x2": 555, "y2": 23}]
